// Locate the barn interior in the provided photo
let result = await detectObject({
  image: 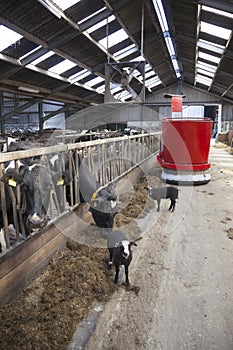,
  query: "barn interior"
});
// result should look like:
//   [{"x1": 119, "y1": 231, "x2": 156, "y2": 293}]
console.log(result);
[{"x1": 0, "y1": 1, "x2": 233, "y2": 349}]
